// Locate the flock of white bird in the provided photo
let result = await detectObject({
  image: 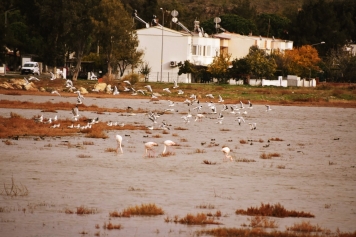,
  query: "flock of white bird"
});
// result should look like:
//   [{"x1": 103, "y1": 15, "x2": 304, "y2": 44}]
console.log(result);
[{"x1": 31, "y1": 75, "x2": 272, "y2": 161}]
